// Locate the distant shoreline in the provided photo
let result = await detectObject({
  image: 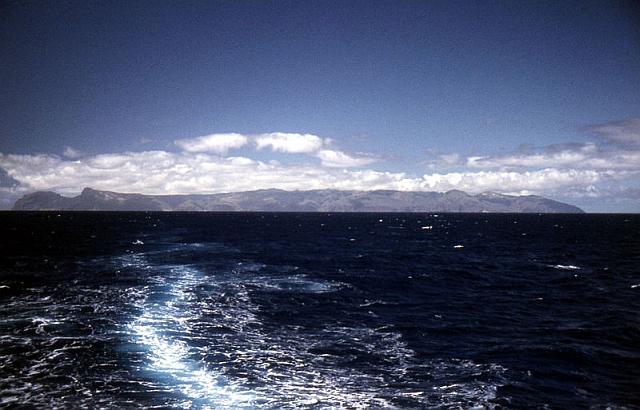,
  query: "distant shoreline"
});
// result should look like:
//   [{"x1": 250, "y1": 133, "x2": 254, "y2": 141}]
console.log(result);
[{"x1": 11, "y1": 187, "x2": 584, "y2": 213}]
